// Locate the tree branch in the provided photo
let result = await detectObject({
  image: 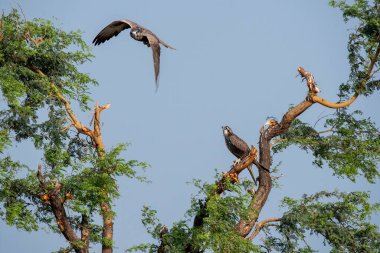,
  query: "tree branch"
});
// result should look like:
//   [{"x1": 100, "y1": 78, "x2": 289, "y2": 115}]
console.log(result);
[
  {"x1": 37, "y1": 164, "x2": 46, "y2": 189},
  {"x1": 235, "y1": 98, "x2": 314, "y2": 237},
  {"x1": 29, "y1": 66, "x2": 114, "y2": 253},
  {"x1": 234, "y1": 50, "x2": 380, "y2": 238},
  {"x1": 215, "y1": 146, "x2": 258, "y2": 194},
  {"x1": 36, "y1": 166, "x2": 86, "y2": 253},
  {"x1": 80, "y1": 215, "x2": 90, "y2": 253},
  {"x1": 270, "y1": 138, "x2": 288, "y2": 147},
  {"x1": 309, "y1": 42, "x2": 380, "y2": 108},
  {"x1": 28, "y1": 65, "x2": 94, "y2": 138},
  {"x1": 248, "y1": 217, "x2": 282, "y2": 240}
]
